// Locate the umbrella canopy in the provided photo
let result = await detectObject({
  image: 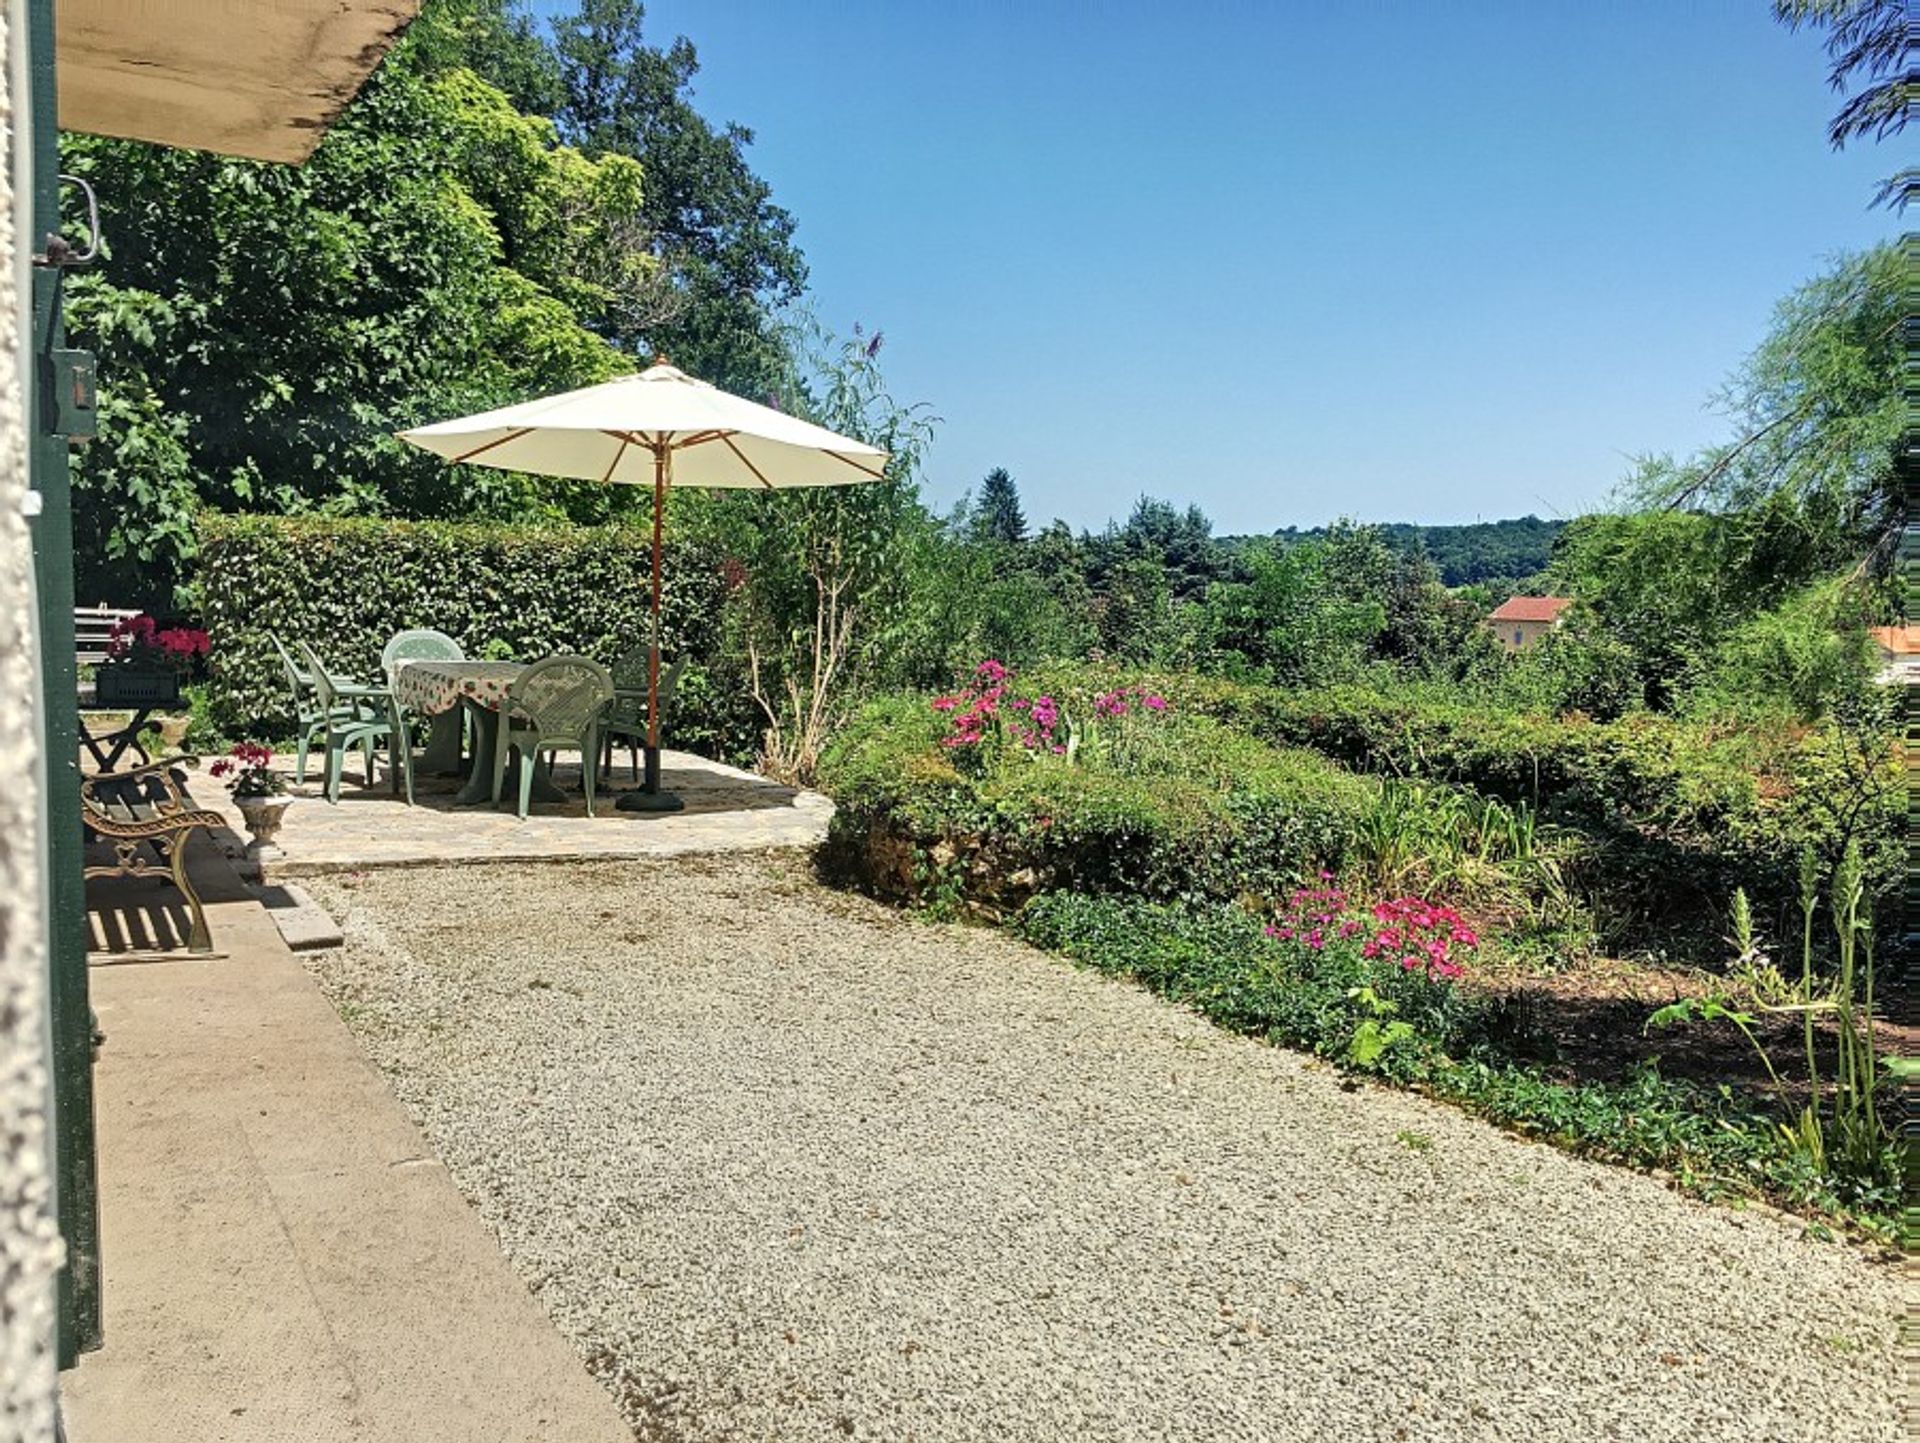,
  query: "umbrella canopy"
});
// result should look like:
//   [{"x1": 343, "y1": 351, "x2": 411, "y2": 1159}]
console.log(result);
[
  {"x1": 397, "y1": 361, "x2": 889, "y2": 488},
  {"x1": 395, "y1": 360, "x2": 890, "y2": 807}
]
